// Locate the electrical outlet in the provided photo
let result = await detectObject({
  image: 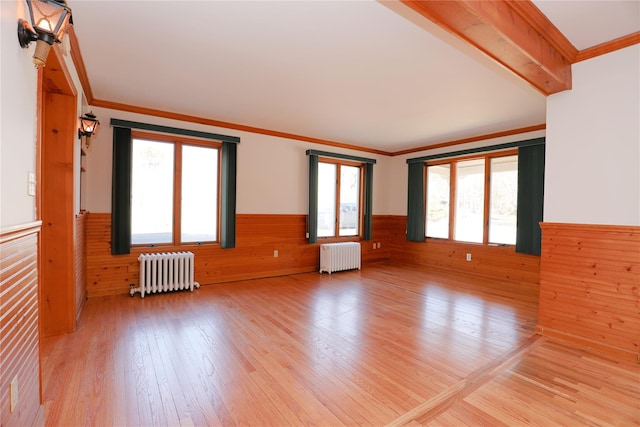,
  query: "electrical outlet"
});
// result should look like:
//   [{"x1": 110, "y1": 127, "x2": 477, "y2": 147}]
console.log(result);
[
  {"x1": 373, "y1": 243, "x2": 376, "y2": 249},
  {"x1": 274, "y1": 250, "x2": 278, "y2": 258},
  {"x1": 10, "y1": 376, "x2": 18, "y2": 412},
  {"x1": 377, "y1": 242, "x2": 381, "y2": 249},
  {"x1": 466, "y1": 253, "x2": 472, "y2": 261}
]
